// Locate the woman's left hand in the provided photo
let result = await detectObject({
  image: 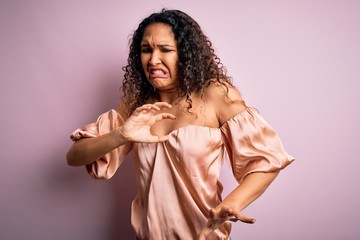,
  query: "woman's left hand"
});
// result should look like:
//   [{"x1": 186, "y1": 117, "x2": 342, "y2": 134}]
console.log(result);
[{"x1": 198, "y1": 206, "x2": 255, "y2": 240}]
